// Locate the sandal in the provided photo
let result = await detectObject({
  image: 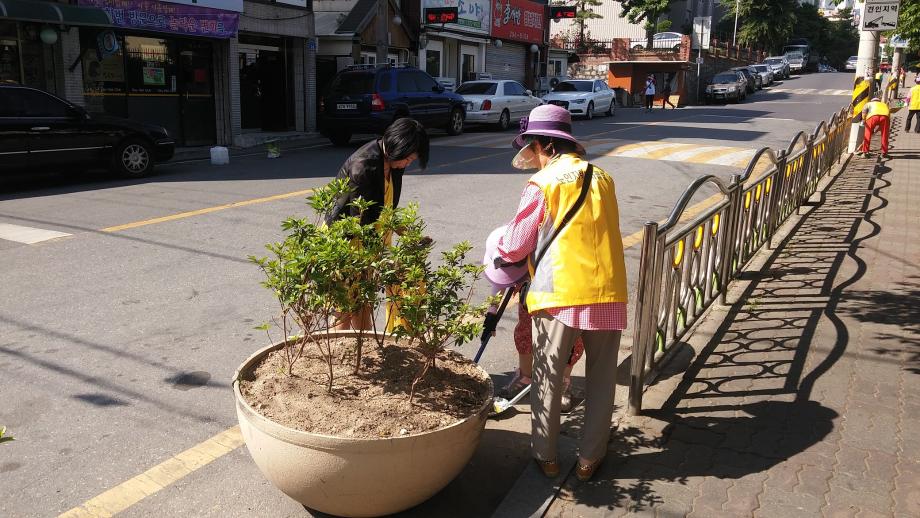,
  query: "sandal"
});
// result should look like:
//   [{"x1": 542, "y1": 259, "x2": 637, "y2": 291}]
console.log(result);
[
  {"x1": 499, "y1": 369, "x2": 531, "y2": 399},
  {"x1": 535, "y1": 457, "x2": 560, "y2": 478},
  {"x1": 576, "y1": 457, "x2": 604, "y2": 482}
]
